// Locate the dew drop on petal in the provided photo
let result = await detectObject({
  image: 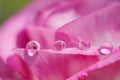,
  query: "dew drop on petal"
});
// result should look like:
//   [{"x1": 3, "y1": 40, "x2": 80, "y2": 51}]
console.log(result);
[
  {"x1": 78, "y1": 41, "x2": 91, "y2": 50},
  {"x1": 52, "y1": 40, "x2": 66, "y2": 51},
  {"x1": 98, "y1": 42, "x2": 113, "y2": 55},
  {"x1": 98, "y1": 48, "x2": 112, "y2": 55},
  {"x1": 26, "y1": 40, "x2": 40, "y2": 56}
]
